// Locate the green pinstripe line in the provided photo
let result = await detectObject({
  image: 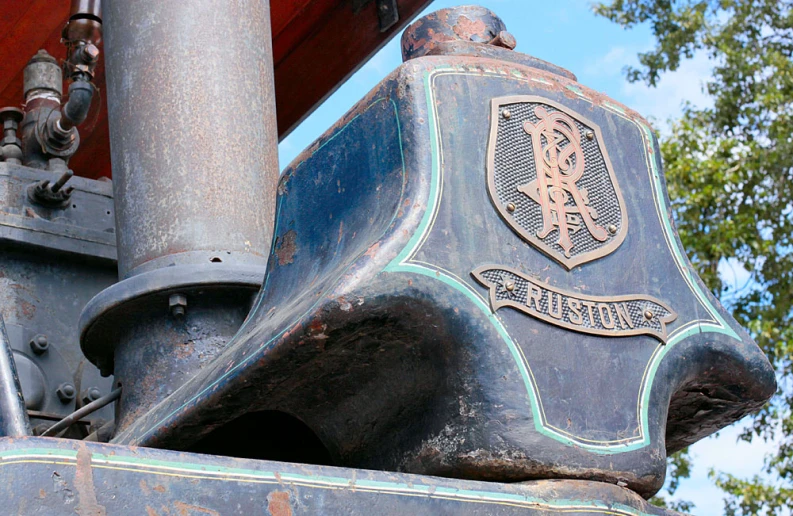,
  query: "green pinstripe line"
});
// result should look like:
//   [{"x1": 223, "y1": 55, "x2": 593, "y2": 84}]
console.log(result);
[
  {"x1": 384, "y1": 66, "x2": 740, "y2": 454},
  {"x1": 0, "y1": 448, "x2": 654, "y2": 514}
]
